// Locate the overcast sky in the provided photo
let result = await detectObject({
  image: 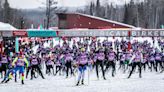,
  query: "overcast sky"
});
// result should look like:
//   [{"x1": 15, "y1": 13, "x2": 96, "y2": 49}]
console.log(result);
[{"x1": 8, "y1": 0, "x2": 131, "y2": 9}]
